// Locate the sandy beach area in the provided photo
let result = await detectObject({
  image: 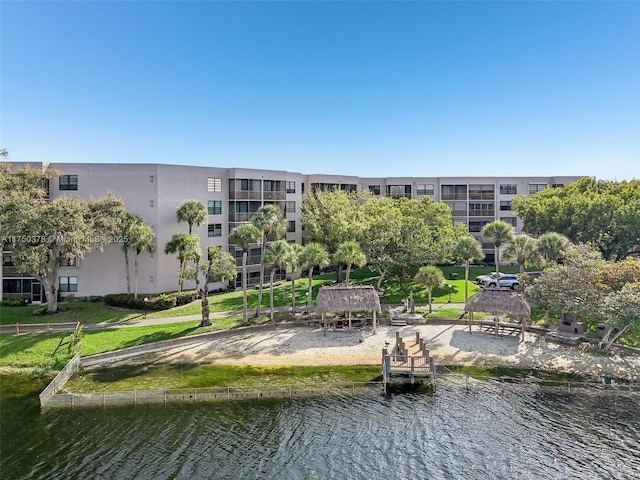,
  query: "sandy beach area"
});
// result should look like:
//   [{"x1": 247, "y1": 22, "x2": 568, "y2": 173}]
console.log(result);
[{"x1": 149, "y1": 323, "x2": 640, "y2": 381}]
